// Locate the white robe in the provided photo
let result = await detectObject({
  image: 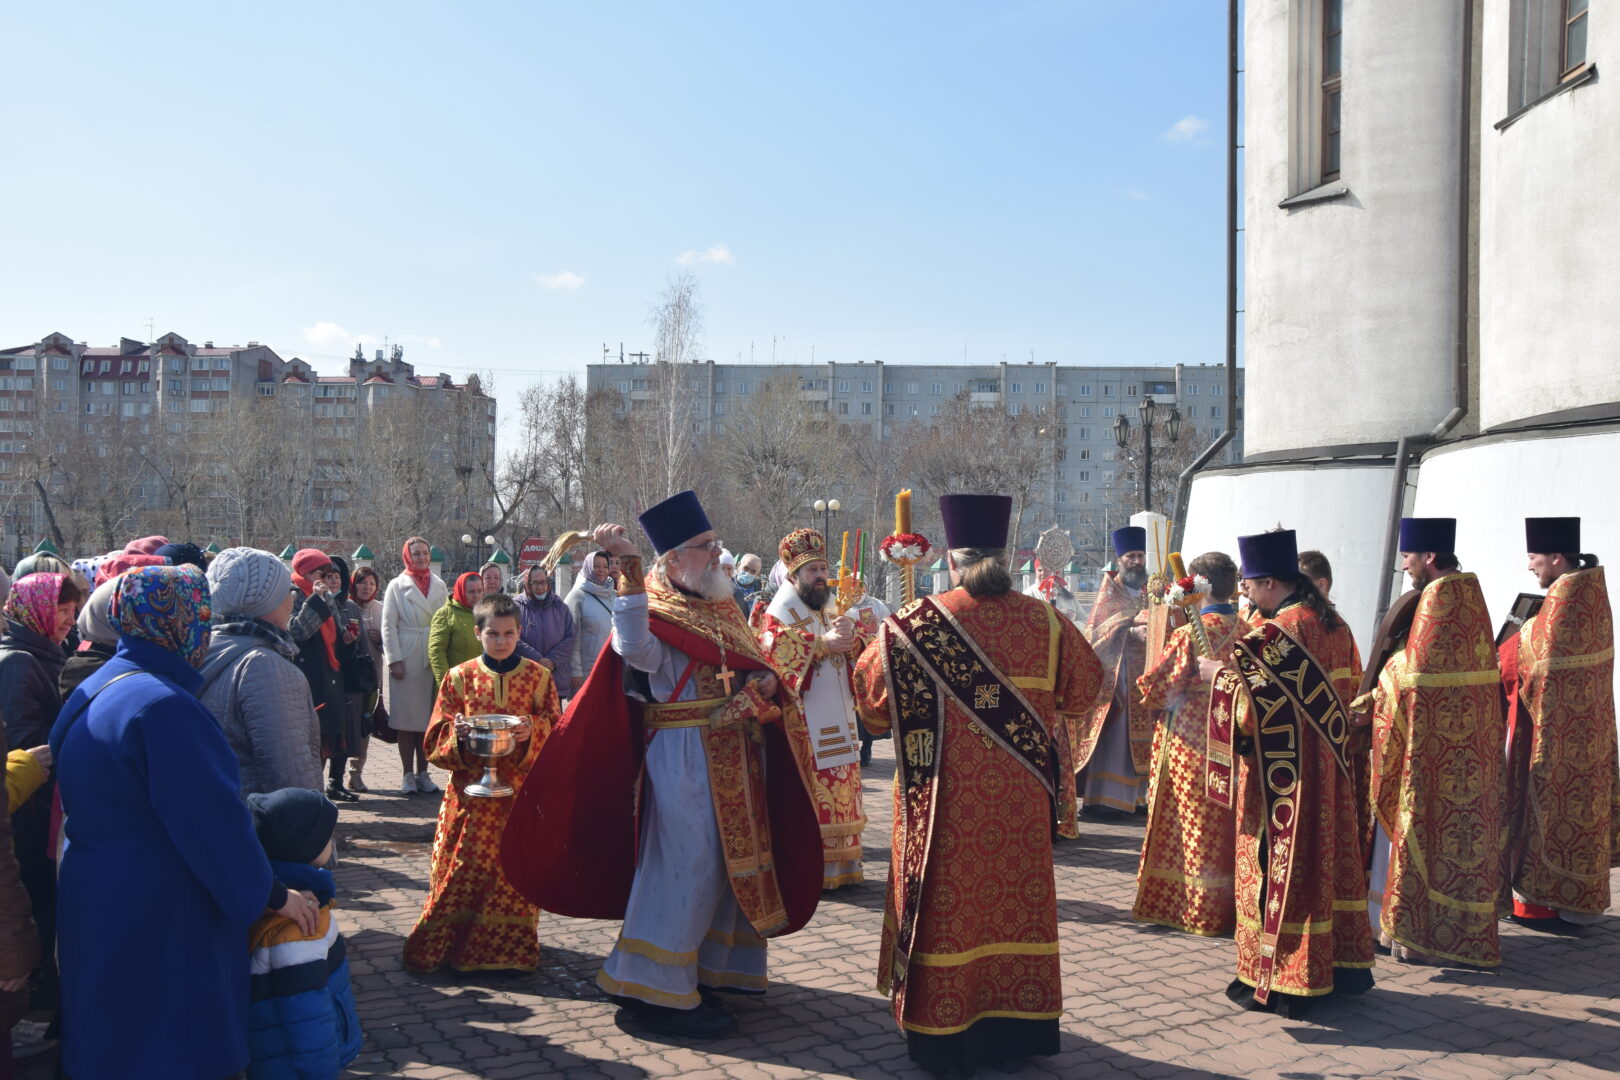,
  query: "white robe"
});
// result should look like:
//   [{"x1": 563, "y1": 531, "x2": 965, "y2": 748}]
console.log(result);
[
  {"x1": 595, "y1": 591, "x2": 766, "y2": 1010},
  {"x1": 380, "y1": 572, "x2": 448, "y2": 733}
]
